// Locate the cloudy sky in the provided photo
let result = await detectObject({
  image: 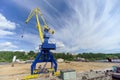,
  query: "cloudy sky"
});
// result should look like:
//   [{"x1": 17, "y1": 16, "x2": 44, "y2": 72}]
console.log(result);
[{"x1": 0, "y1": 0, "x2": 120, "y2": 53}]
